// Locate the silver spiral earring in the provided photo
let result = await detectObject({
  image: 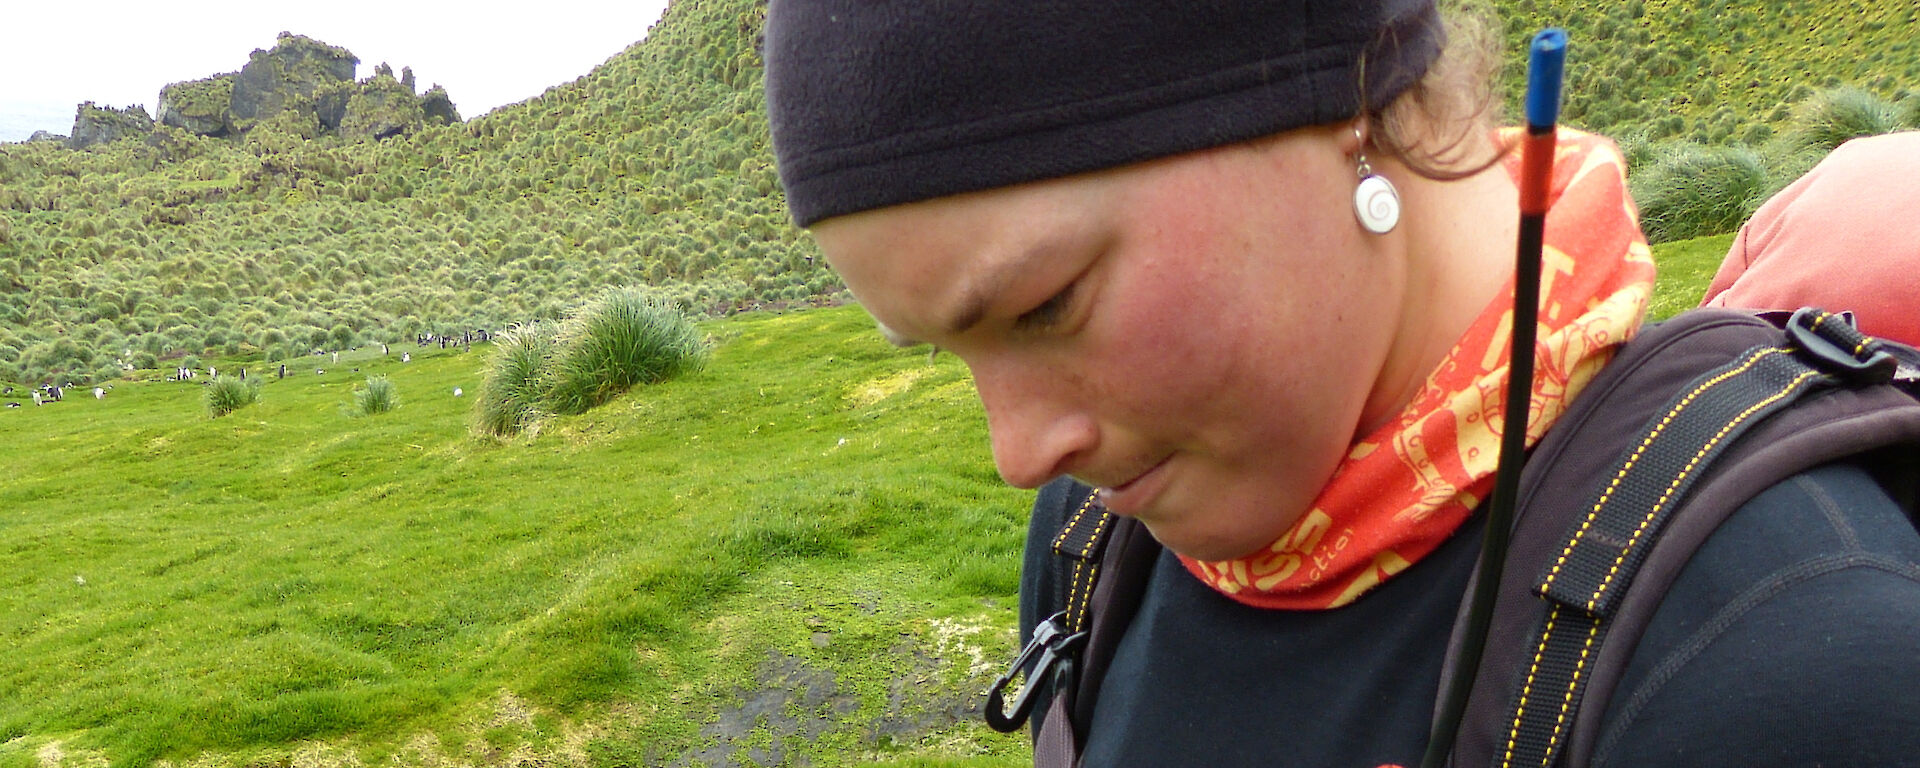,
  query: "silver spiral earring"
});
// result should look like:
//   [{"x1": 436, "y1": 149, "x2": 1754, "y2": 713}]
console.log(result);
[{"x1": 1352, "y1": 131, "x2": 1401, "y2": 235}]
